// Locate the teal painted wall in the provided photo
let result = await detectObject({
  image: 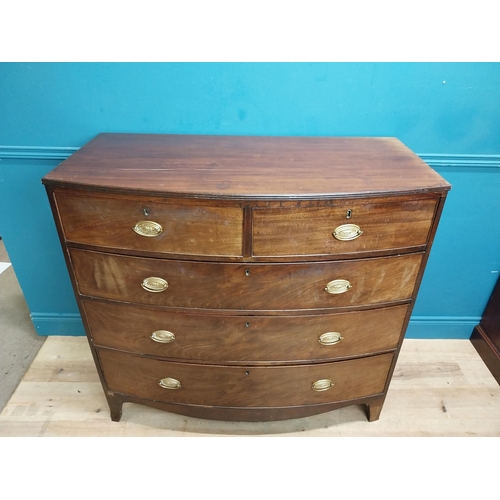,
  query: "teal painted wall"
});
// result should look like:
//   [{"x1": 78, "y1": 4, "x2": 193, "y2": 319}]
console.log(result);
[{"x1": 1, "y1": 62, "x2": 499, "y2": 338}]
